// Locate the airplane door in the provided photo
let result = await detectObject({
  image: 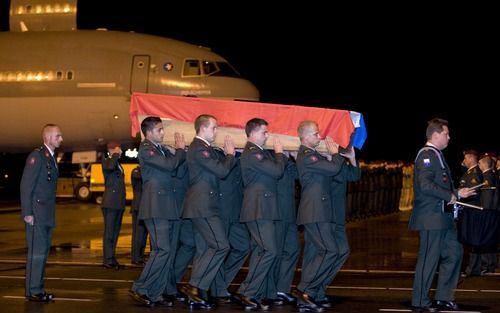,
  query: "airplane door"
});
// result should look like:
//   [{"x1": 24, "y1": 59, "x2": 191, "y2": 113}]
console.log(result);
[{"x1": 130, "y1": 55, "x2": 150, "y2": 93}]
